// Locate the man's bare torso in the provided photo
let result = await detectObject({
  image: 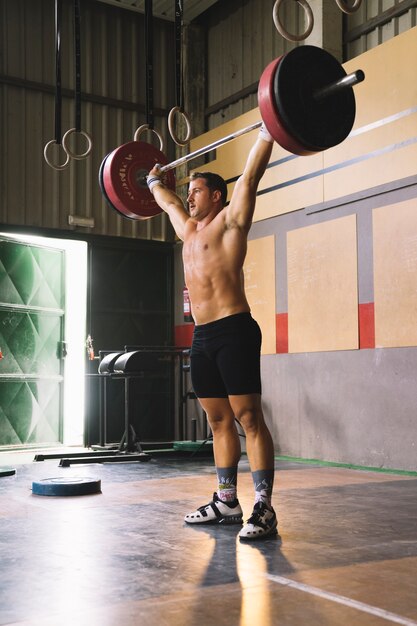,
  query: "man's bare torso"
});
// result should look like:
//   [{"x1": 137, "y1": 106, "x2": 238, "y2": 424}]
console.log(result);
[{"x1": 182, "y1": 210, "x2": 251, "y2": 325}]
